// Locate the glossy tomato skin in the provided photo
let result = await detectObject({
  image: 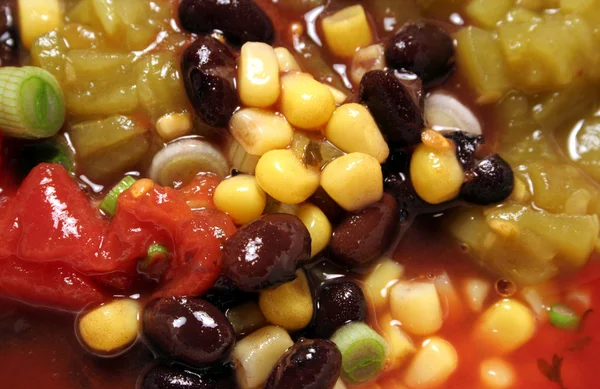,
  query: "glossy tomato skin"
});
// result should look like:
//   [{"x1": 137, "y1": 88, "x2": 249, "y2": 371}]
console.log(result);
[
  {"x1": 0, "y1": 258, "x2": 107, "y2": 311},
  {"x1": 0, "y1": 164, "x2": 234, "y2": 311}
]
